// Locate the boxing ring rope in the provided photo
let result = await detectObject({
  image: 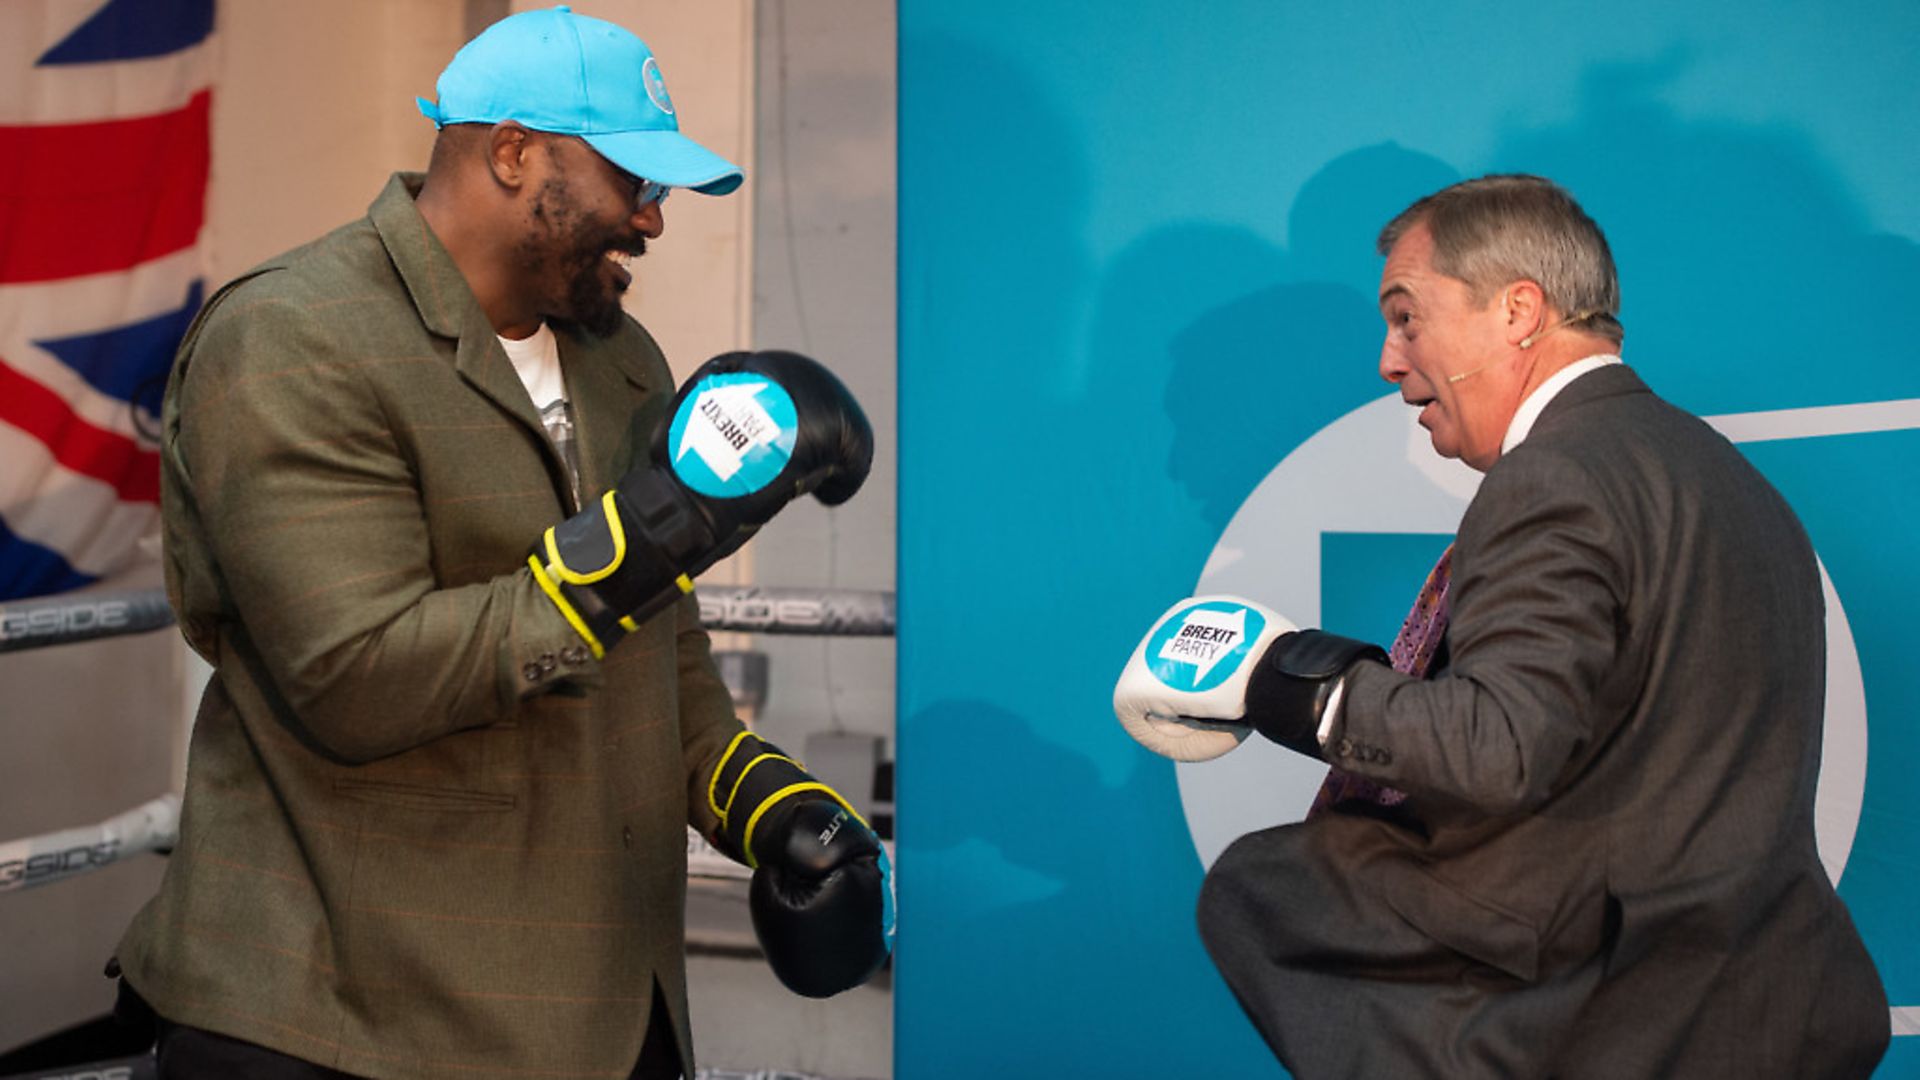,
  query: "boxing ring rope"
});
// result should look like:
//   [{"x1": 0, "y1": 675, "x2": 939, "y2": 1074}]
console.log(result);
[
  {"x1": 0, "y1": 796, "x2": 181, "y2": 896},
  {"x1": 1, "y1": 585, "x2": 896, "y2": 894},
  {"x1": 0, "y1": 585, "x2": 895, "y2": 654},
  {"x1": 0, "y1": 590, "x2": 176, "y2": 654}
]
